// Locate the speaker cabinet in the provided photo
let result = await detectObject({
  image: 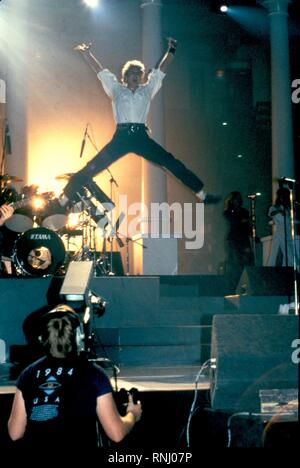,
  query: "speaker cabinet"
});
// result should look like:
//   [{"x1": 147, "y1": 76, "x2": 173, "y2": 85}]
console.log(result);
[
  {"x1": 210, "y1": 314, "x2": 298, "y2": 412},
  {"x1": 236, "y1": 267, "x2": 294, "y2": 295}
]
